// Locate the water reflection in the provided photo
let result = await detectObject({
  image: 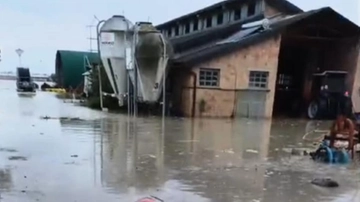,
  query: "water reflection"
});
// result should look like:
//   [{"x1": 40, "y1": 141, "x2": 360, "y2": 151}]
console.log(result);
[
  {"x1": 60, "y1": 119, "x2": 102, "y2": 134},
  {"x1": 97, "y1": 116, "x2": 167, "y2": 195},
  {"x1": 166, "y1": 118, "x2": 272, "y2": 201},
  {"x1": 0, "y1": 79, "x2": 357, "y2": 201},
  {"x1": 90, "y1": 117, "x2": 273, "y2": 201},
  {"x1": 57, "y1": 114, "x2": 358, "y2": 202}
]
